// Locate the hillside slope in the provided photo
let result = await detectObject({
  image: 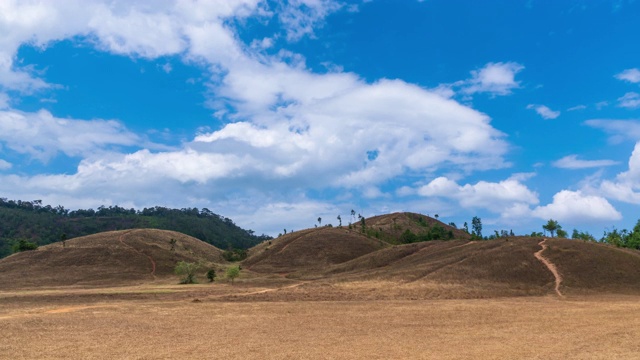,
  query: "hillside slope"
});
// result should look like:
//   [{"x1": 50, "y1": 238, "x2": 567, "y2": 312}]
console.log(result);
[
  {"x1": 245, "y1": 229, "x2": 640, "y2": 299},
  {"x1": 318, "y1": 237, "x2": 640, "y2": 297},
  {"x1": 244, "y1": 227, "x2": 389, "y2": 277},
  {"x1": 0, "y1": 229, "x2": 227, "y2": 289},
  {"x1": 365, "y1": 212, "x2": 471, "y2": 243}
]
